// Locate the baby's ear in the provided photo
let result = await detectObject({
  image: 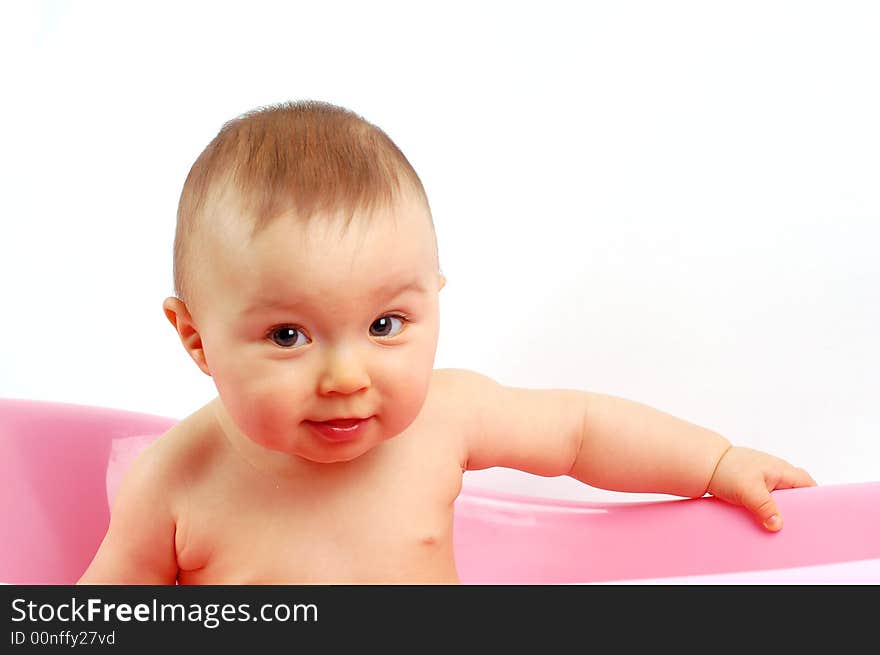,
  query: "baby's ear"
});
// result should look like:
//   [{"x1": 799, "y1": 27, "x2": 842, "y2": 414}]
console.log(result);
[
  {"x1": 162, "y1": 297, "x2": 211, "y2": 377},
  {"x1": 438, "y1": 273, "x2": 446, "y2": 291}
]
